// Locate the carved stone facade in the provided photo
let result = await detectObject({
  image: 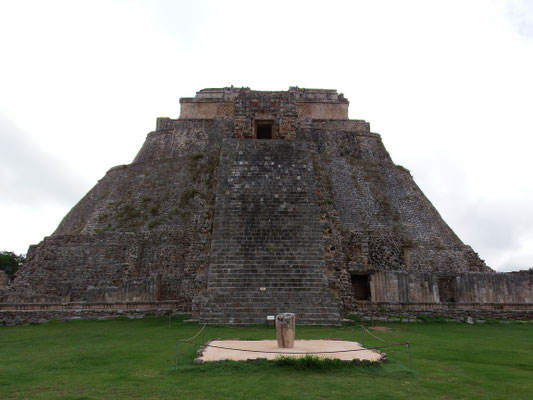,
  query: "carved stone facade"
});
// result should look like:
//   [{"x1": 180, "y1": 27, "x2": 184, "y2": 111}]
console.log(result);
[
  {"x1": 179, "y1": 87, "x2": 348, "y2": 139},
  {"x1": 1, "y1": 87, "x2": 532, "y2": 325}
]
